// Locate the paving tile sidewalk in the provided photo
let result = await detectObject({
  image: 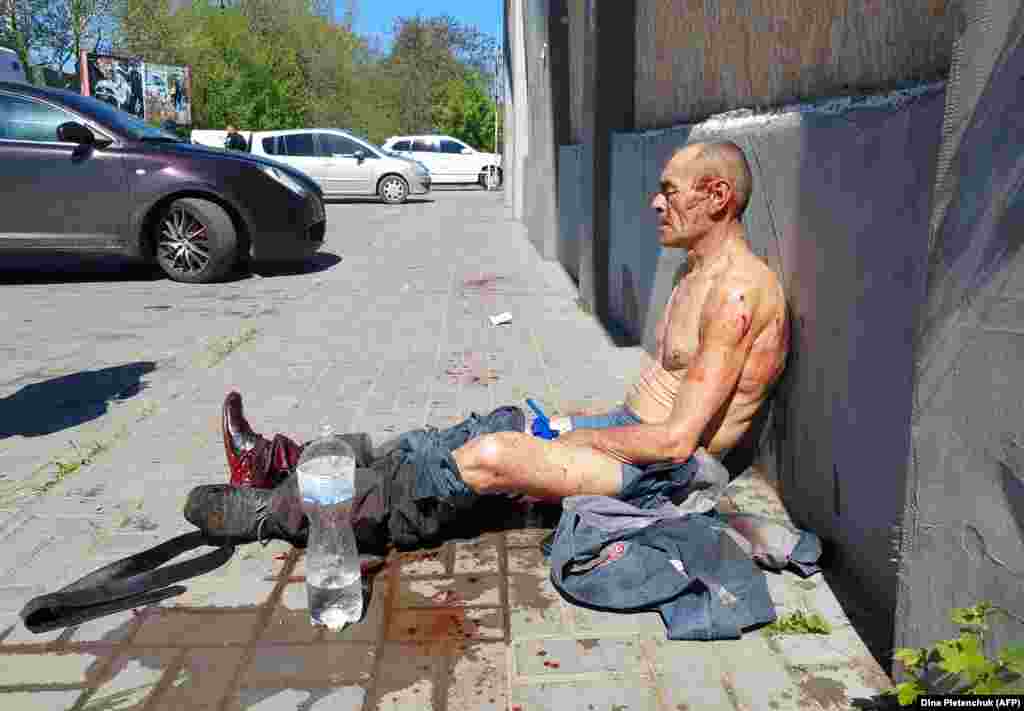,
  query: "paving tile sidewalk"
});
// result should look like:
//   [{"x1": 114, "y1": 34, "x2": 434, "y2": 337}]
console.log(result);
[{"x1": 0, "y1": 192, "x2": 893, "y2": 709}]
